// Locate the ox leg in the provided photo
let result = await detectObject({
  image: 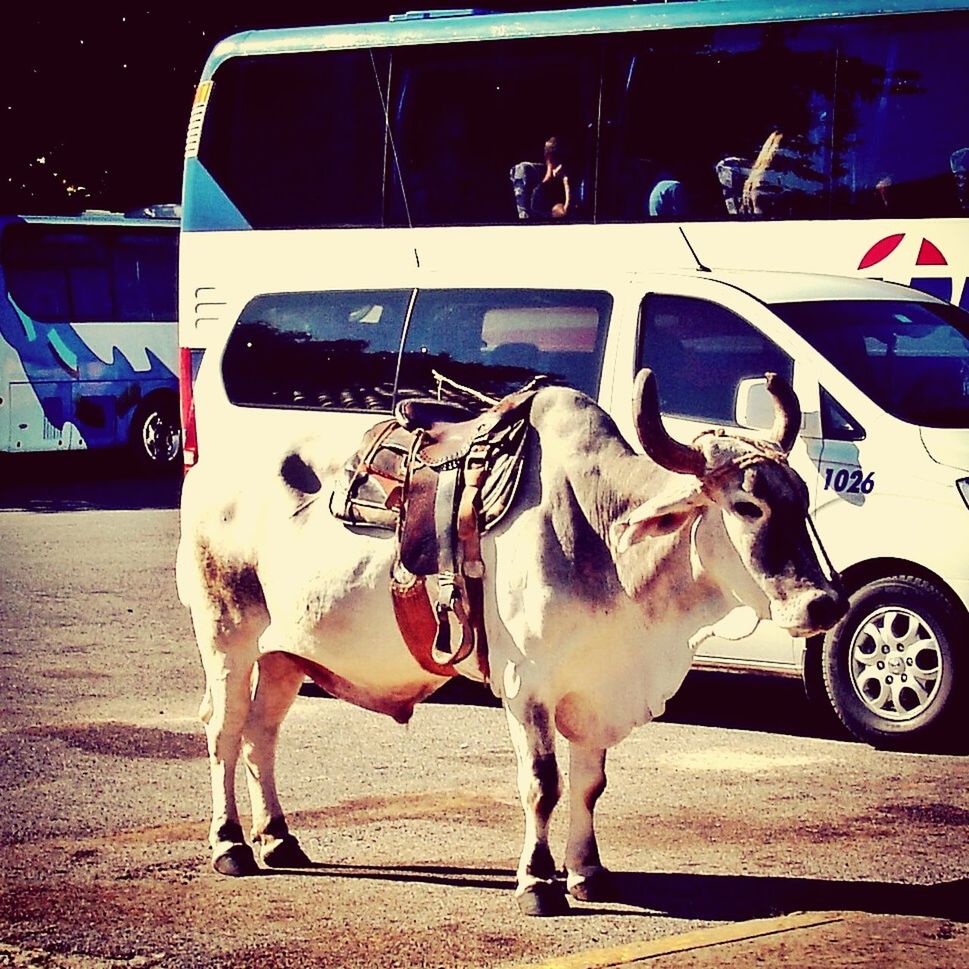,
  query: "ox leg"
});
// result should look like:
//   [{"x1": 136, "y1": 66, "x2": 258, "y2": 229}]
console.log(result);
[
  {"x1": 242, "y1": 652, "x2": 312, "y2": 869},
  {"x1": 564, "y1": 745, "x2": 612, "y2": 902},
  {"x1": 504, "y1": 702, "x2": 569, "y2": 917},
  {"x1": 197, "y1": 629, "x2": 260, "y2": 877}
]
